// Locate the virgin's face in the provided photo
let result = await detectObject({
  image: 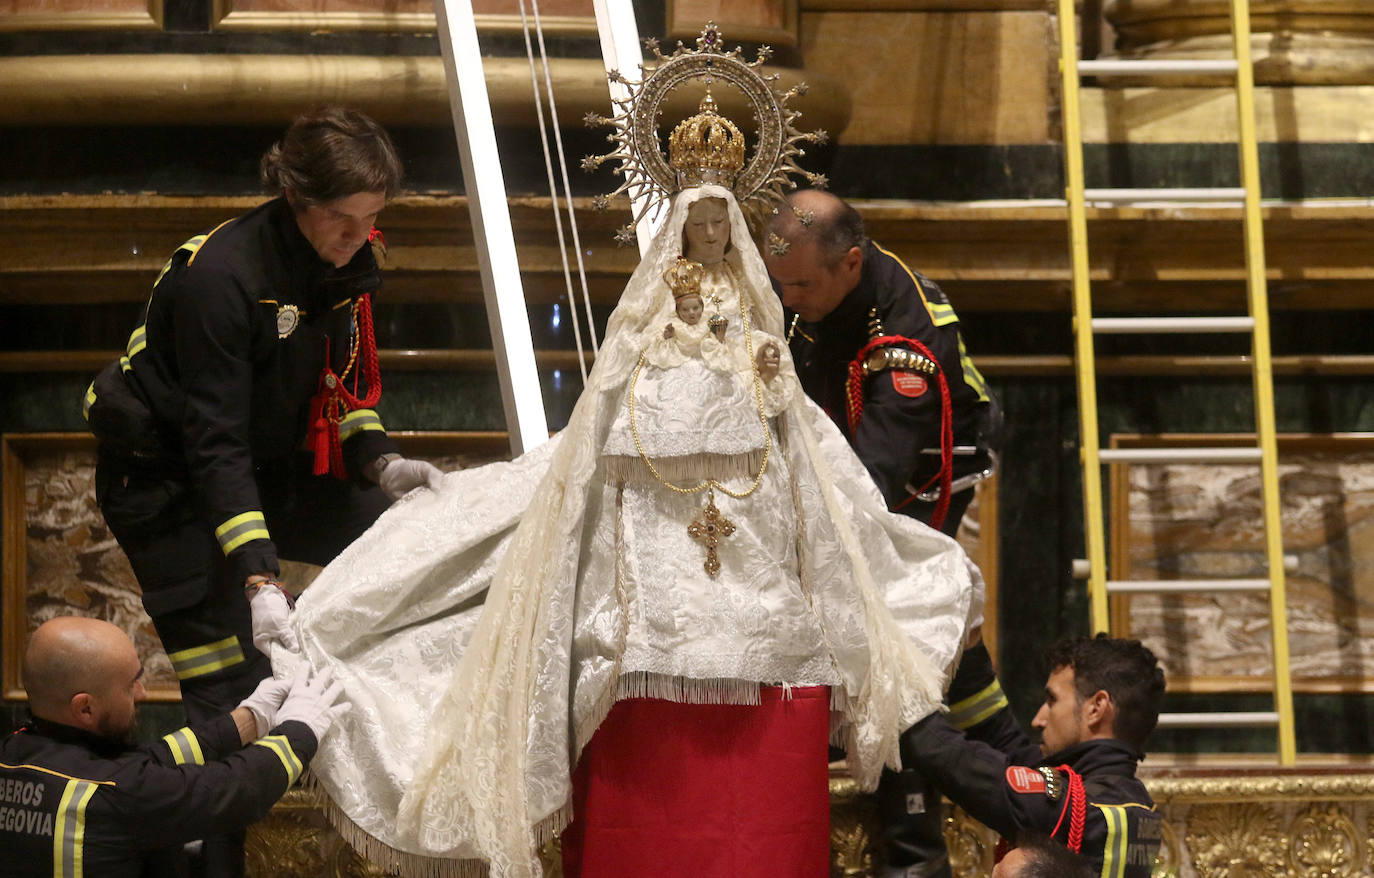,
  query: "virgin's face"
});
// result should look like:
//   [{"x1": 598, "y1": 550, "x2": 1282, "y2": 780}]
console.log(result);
[{"x1": 683, "y1": 198, "x2": 730, "y2": 264}]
